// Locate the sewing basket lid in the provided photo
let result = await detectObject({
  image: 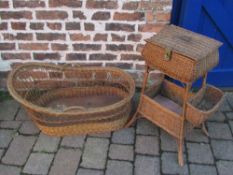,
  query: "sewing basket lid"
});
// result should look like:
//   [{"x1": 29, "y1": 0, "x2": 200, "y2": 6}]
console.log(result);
[{"x1": 146, "y1": 24, "x2": 222, "y2": 61}]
